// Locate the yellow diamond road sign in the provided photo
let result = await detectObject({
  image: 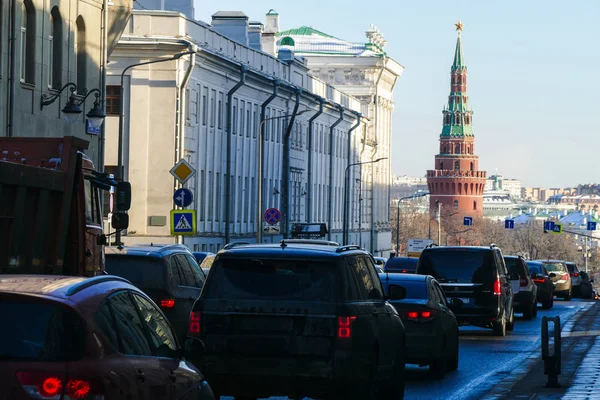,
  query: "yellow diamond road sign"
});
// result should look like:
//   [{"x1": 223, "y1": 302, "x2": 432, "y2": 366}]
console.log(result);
[{"x1": 170, "y1": 158, "x2": 196, "y2": 185}]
